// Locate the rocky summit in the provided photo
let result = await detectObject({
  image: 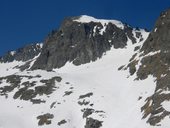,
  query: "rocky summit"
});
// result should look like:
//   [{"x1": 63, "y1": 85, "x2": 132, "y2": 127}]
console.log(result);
[{"x1": 0, "y1": 9, "x2": 170, "y2": 128}]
